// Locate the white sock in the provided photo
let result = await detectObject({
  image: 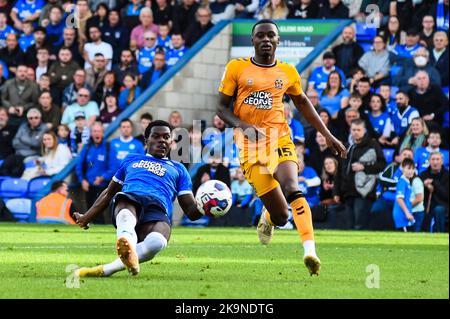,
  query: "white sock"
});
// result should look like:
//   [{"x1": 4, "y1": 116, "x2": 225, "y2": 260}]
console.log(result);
[
  {"x1": 303, "y1": 240, "x2": 317, "y2": 257},
  {"x1": 102, "y1": 232, "x2": 167, "y2": 277},
  {"x1": 116, "y1": 209, "x2": 137, "y2": 248},
  {"x1": 136, "y1": 232, "x2": 168, "y2": 263},
  {"x1": 103, "y1": 258, "x2": 125, "y2": 276}
]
